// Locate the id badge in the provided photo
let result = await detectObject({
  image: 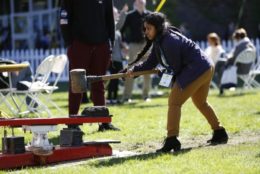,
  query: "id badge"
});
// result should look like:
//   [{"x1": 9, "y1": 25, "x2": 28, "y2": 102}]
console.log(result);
[{"x1": 159, "y1": 73, "x2": 173, "y2": 87}]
